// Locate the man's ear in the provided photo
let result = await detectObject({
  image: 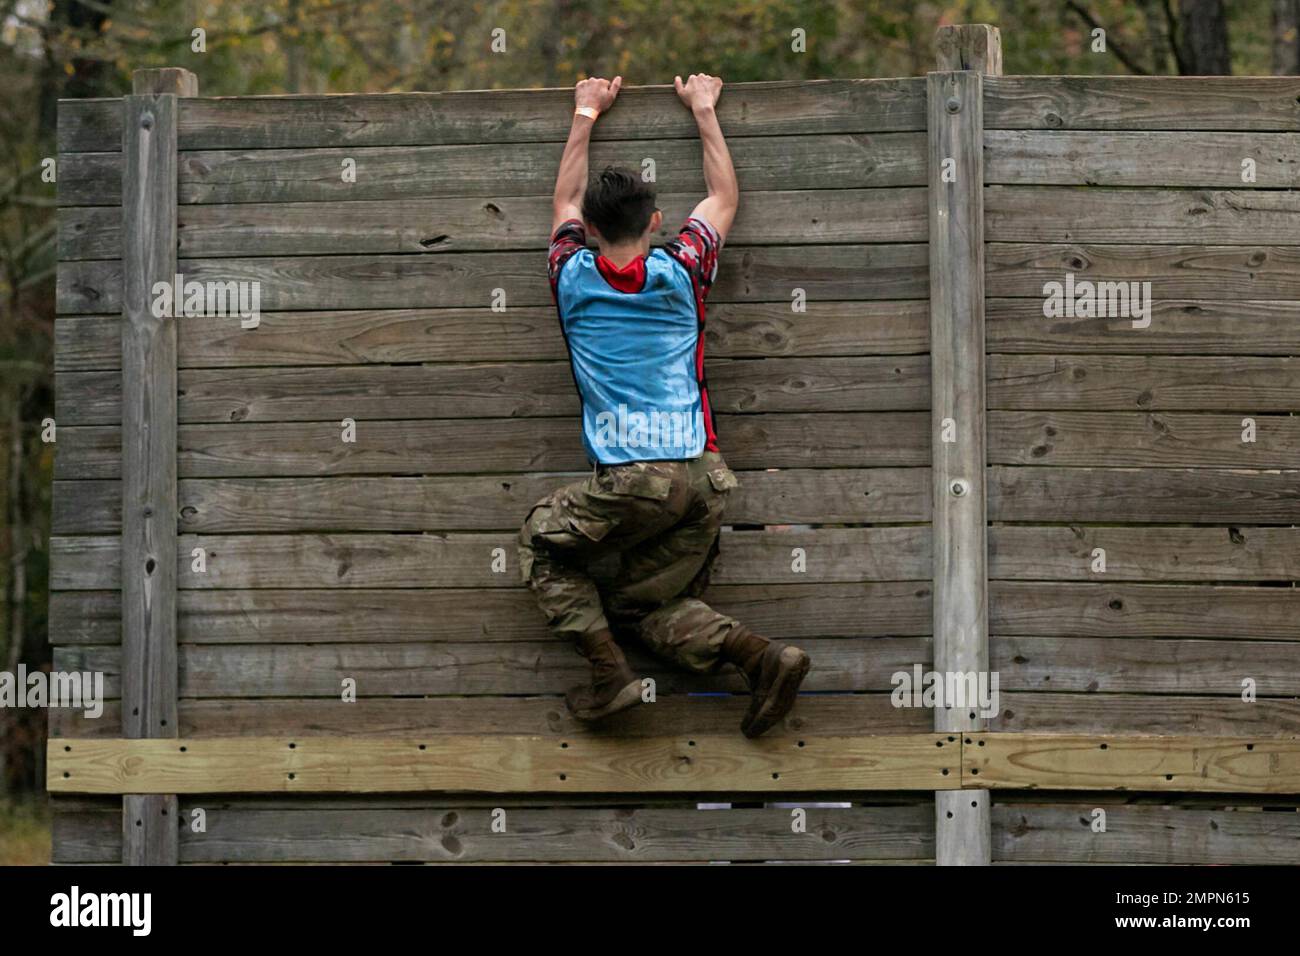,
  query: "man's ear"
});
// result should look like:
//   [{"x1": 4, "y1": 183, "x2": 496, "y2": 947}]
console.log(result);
[
  {"x1": 585, "y1": 219, "x2": 602, "y2": 241},
  {"x1": 648, "y1": 209, "x2": 664, "y2": 235}
]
